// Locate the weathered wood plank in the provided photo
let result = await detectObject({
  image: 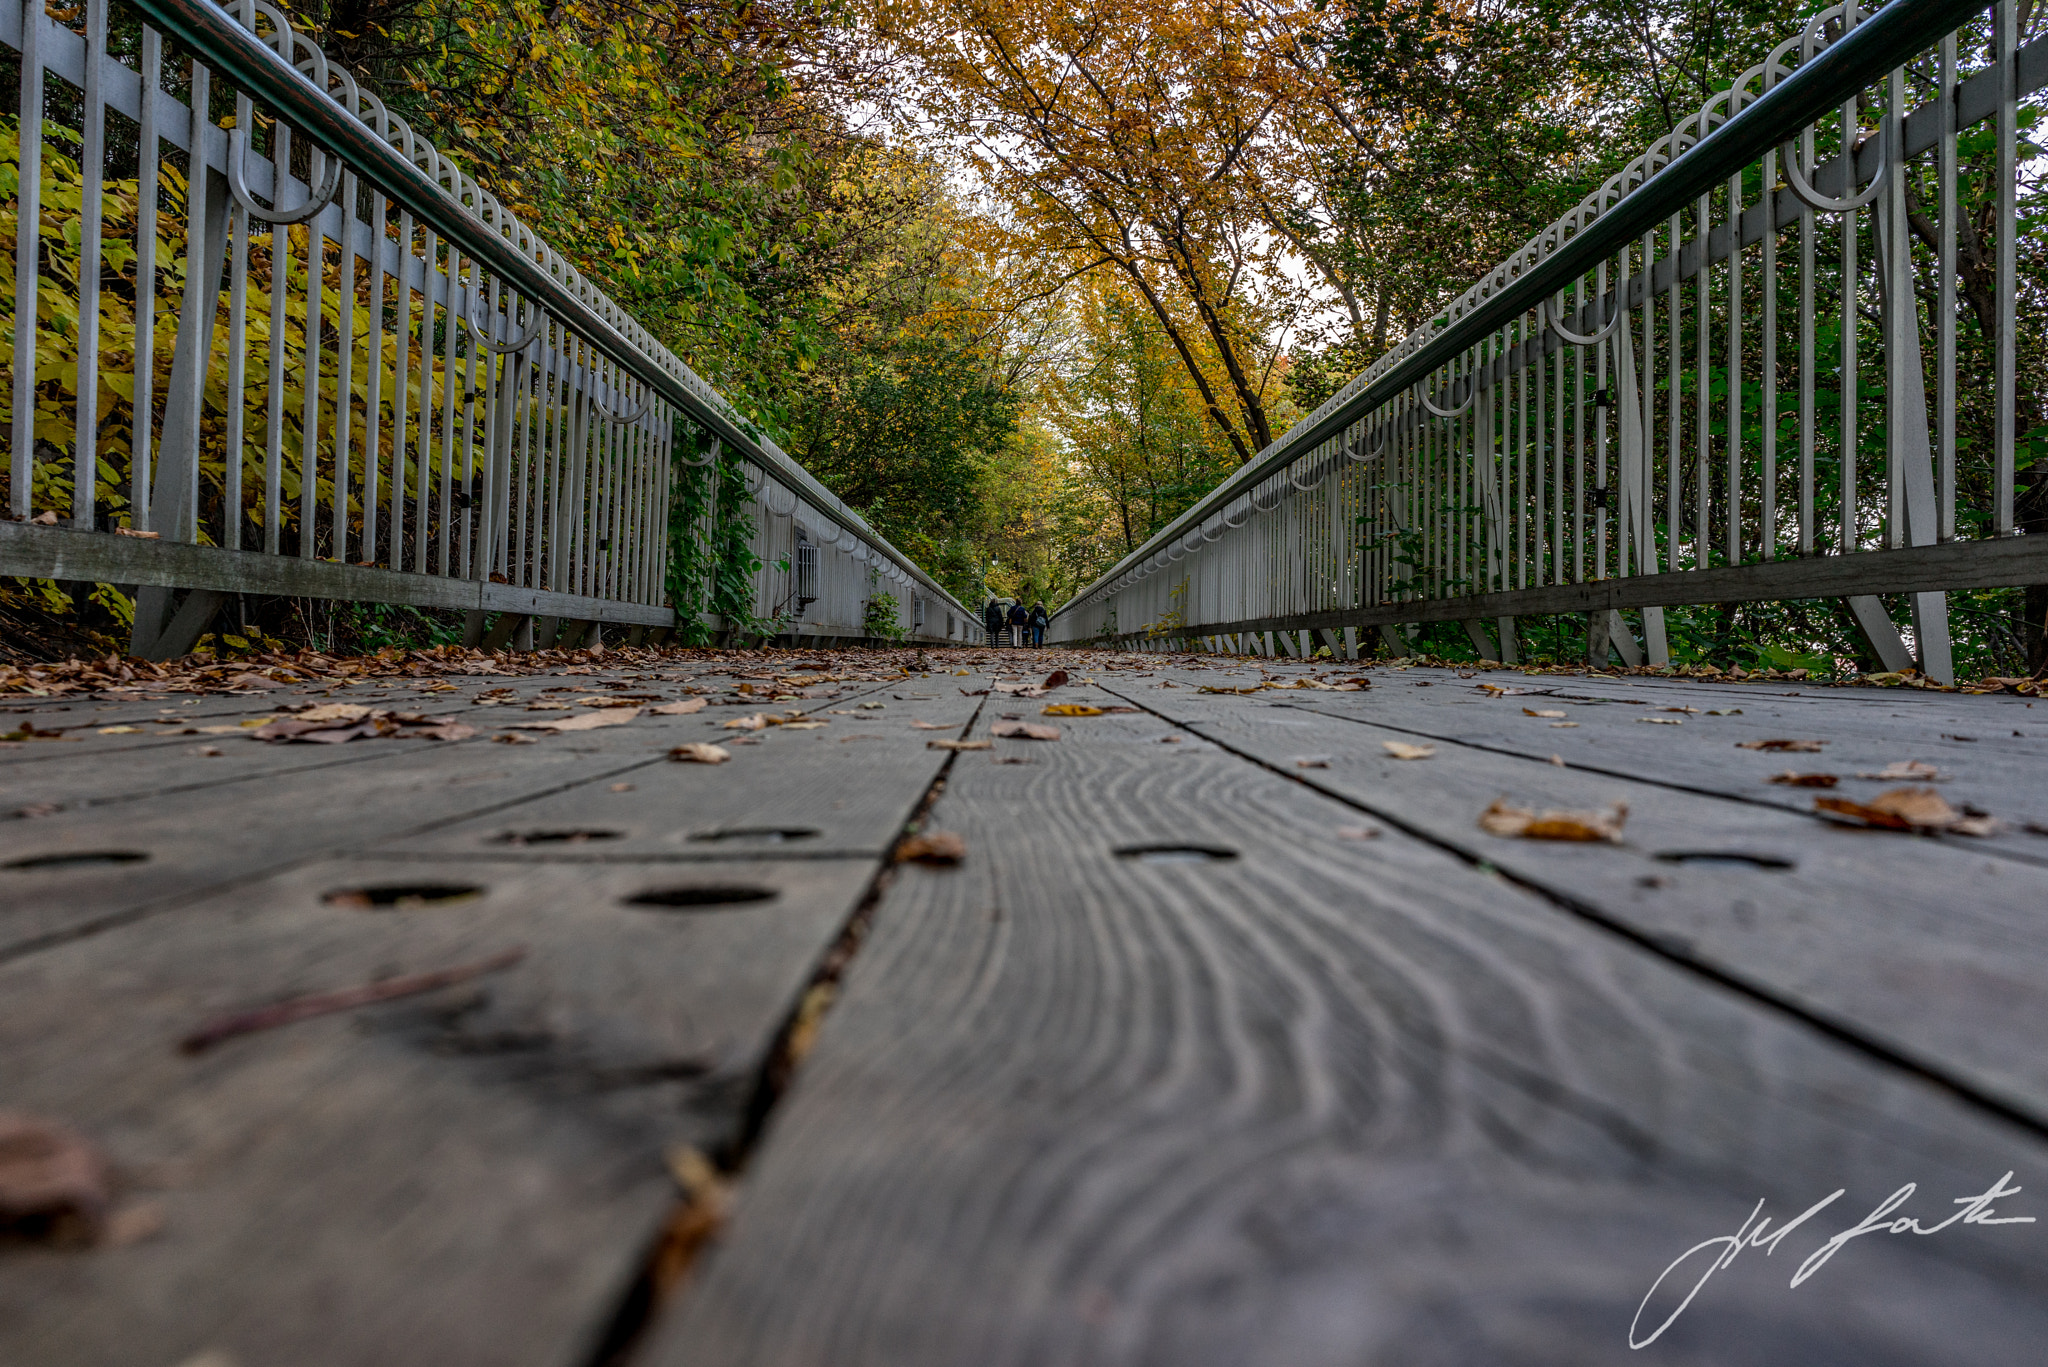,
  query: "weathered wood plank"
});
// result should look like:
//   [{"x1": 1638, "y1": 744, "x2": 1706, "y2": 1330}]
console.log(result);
[
  {"x1": 382, "y1": 690, "x2": 984, "y2": 861},
  {"x1": 648, "y1": 688, "x2": 2048, "y2": 1365},
  {"x1": 0, "y1": 670, "x2": 915, "y2": 955},
  {"x1": 0, "y1": 854, "x2": 877, "y2": 1367},
  {"x1": 1105, "y1": 677, "x2": 2048, "y2": 1130},
  {"x1": 1261, "y1": 665, "x2": 2048, "y2": 831}
]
